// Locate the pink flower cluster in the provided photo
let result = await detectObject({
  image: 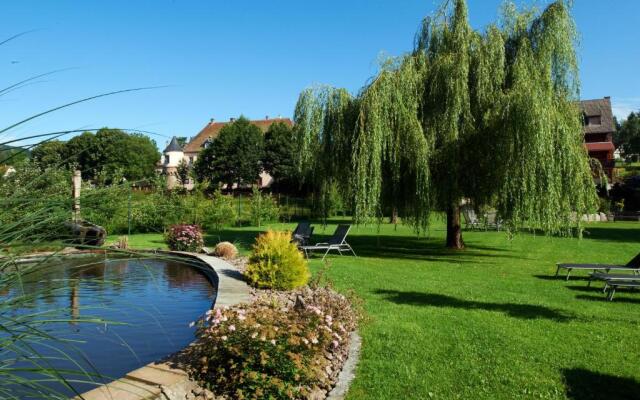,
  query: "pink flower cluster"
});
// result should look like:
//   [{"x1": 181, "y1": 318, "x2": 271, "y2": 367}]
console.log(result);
[{"x1": 166, "y1": 224, "x2": 204, "y2": 252}]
